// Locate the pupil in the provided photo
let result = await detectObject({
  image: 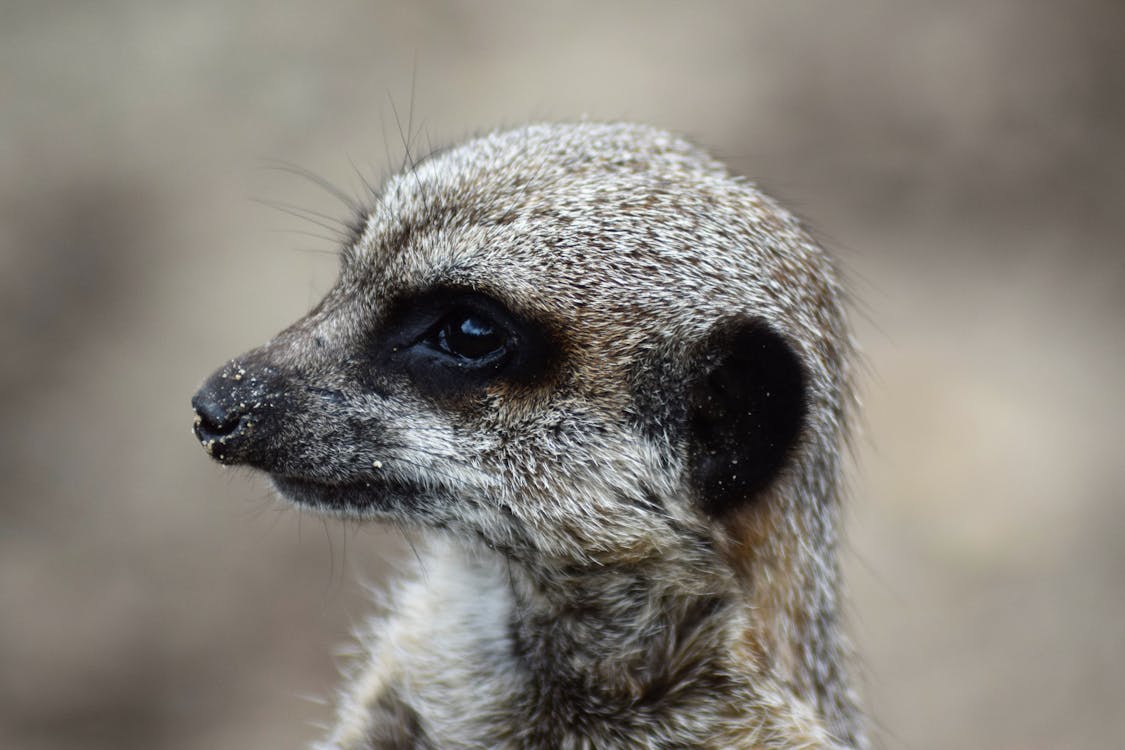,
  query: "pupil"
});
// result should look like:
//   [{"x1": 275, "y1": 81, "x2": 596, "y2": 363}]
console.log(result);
[{"x1": 447, "y1": 314, "x2": 503, "y2": 359}]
